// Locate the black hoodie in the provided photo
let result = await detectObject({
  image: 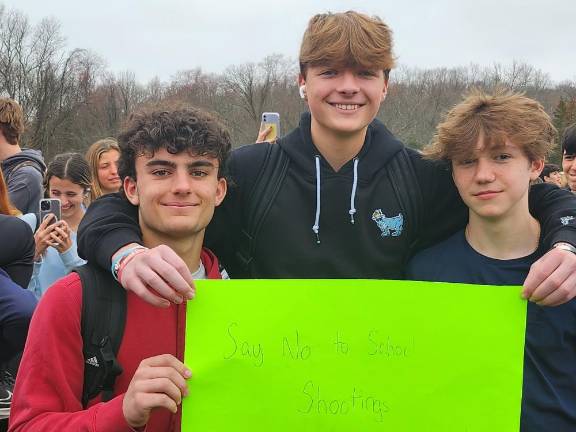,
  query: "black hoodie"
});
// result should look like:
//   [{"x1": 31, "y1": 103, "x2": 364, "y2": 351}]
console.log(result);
[{"x1": 78, "y1": 113, "x2": 576, "y2": 278}]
